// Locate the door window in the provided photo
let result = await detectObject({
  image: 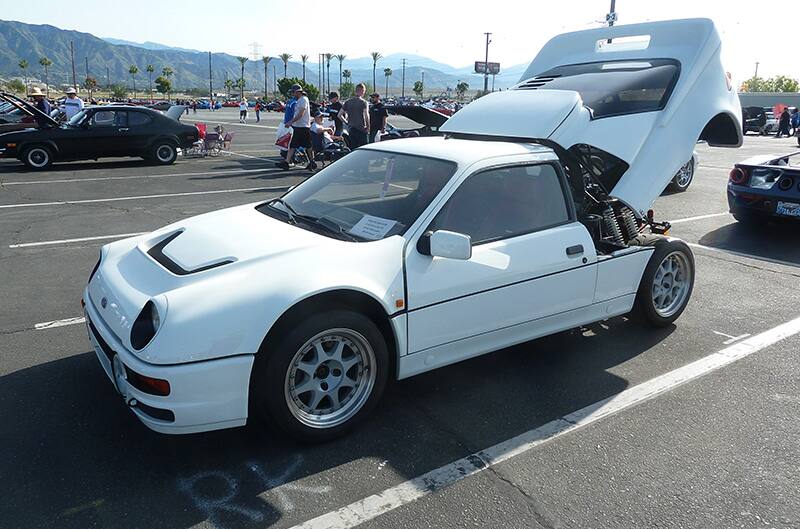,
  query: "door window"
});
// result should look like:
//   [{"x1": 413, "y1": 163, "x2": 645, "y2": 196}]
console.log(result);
[
  {"x1": 428, "y1": 163, "x2": 570, "y2": 245},
  {"x1": 91, "y1": 110, "x2": 127, "y2": 127},
  {"x1": 127, "y1": 111, "x2": 152, "y2": 126}
]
